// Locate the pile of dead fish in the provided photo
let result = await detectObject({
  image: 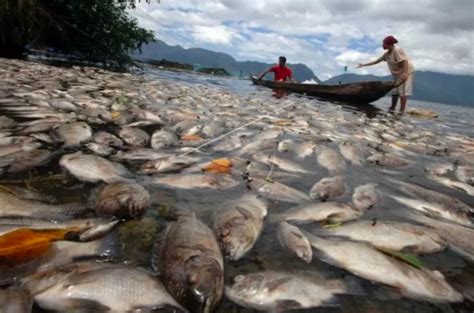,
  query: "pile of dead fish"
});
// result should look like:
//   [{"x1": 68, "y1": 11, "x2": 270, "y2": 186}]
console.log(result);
[{"x1": 0, "y1": 57, "x2": 473, "y2": 312}]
